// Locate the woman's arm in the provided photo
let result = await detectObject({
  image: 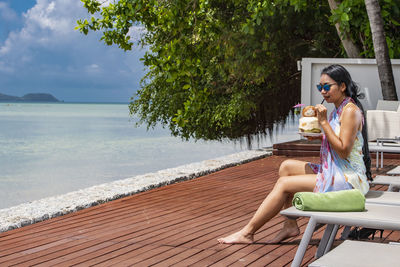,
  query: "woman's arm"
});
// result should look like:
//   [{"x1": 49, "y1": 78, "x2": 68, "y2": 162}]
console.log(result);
[{"x1": 315, "y1": 103, "x2": 362, "y2": 159}]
